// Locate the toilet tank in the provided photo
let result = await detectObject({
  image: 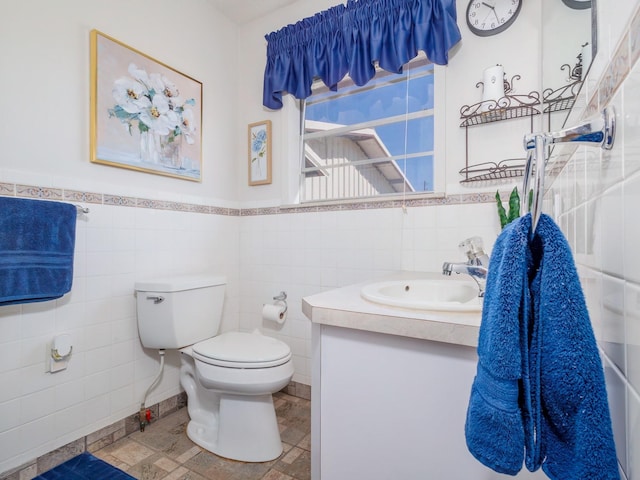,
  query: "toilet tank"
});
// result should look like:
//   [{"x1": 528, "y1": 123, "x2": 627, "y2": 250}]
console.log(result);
[{"x1": 135, "y1": 274, "x2": 226, "y2": 349}]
